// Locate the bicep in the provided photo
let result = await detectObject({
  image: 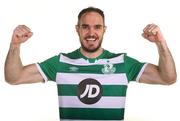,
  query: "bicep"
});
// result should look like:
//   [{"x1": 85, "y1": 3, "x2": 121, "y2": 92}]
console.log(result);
[
  {"x1": 139, "y1": 64, "x2": 165, "y2": 84},
  {"x1": 17, "y1": 64, "x2": 44, "y2": 84}
]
